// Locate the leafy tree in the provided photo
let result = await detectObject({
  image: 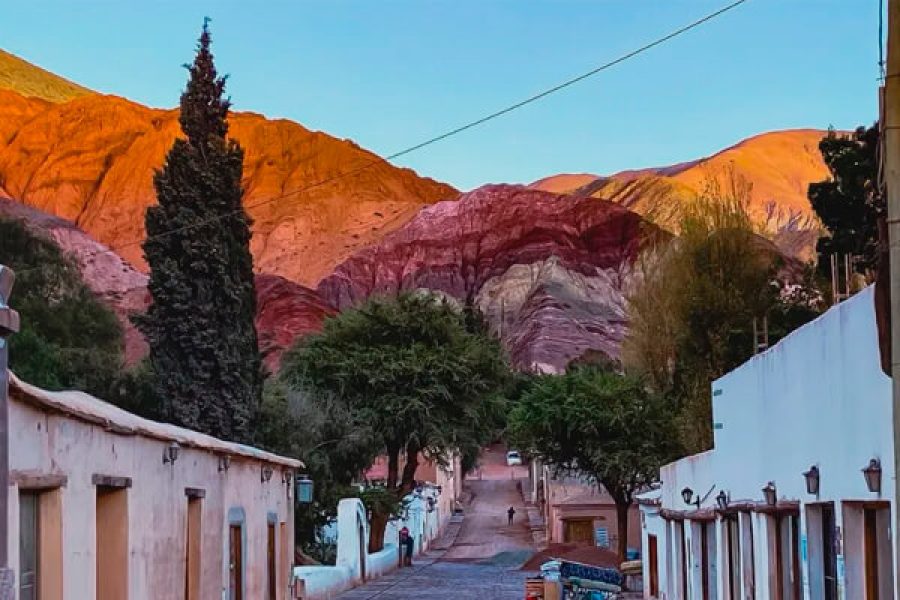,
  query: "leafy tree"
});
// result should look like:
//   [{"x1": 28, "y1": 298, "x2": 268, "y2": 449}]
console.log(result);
[
  {"x1": 279, "y1": 292, "x2": 510, "y2": 551},
  {"x1": 509, "y1": 367, "x2": 679, "y2": 560},
  {"x1": 623, "y1": 181, "x2": 820, "y2": 452},
  {"x1": 809, "y1": 125, "x2": 882, "y2": 280},
  {"x1": 255, "y1": 380, "x2": 380, "y2": 558},
  {"x1": 135, "y1": 21, "x2": 262, "y2": 442},
  {"x1": 0, "y1": 217, "x2": 123, "y2": 396}
]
